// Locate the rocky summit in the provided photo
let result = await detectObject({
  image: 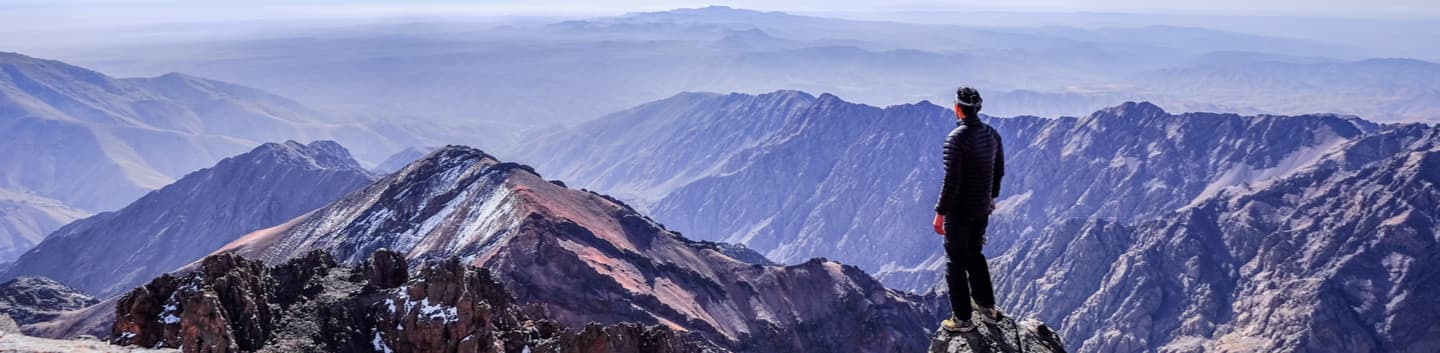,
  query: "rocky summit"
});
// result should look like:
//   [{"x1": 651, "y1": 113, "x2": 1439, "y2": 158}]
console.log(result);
[
  {"x1": 928, "y1": 318, "x2": 1066, "y2": 353},
  {"x1": 110, "y1": 249, "x2": 714, "y2": 353},
  {"x1": 201, "y1": 145, "x2": 958, "y2": 352}
]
